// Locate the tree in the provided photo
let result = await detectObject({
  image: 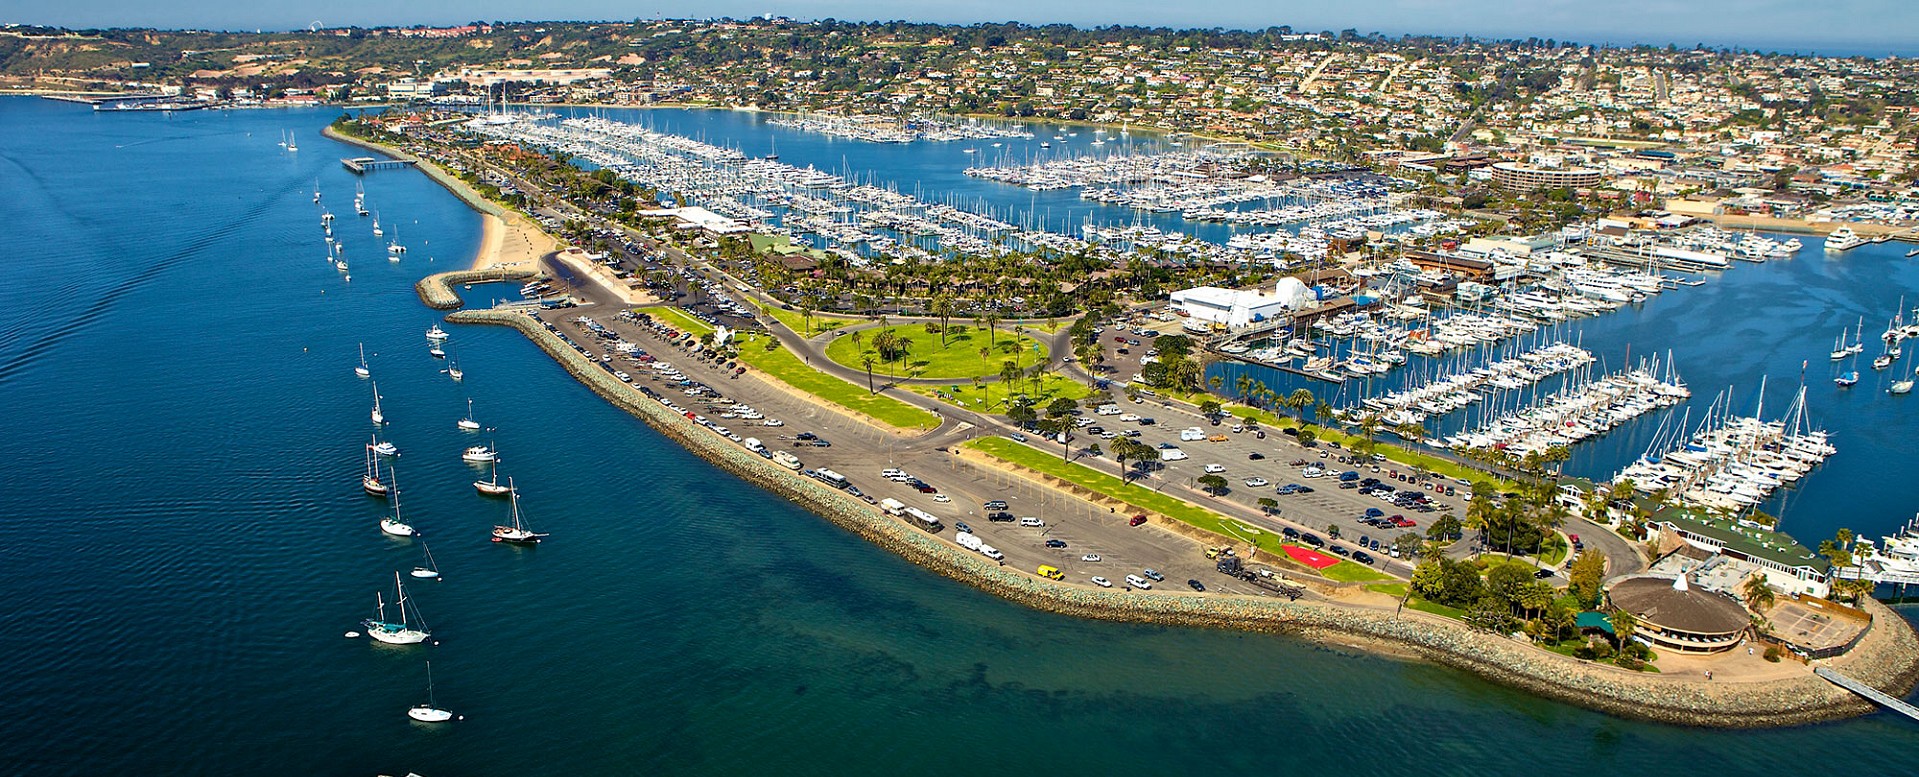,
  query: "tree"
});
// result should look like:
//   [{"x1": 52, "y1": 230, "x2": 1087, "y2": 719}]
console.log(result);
[
  {"x1": 1199, "y1": 399, "x2": 1222, "y2": 419},
  {"x1": 1742, "y1": 574, "x2": 1776, "y2": 615},
  {"x1": 1609, "y1": 609, "x2": 1638, "y2": 646},
  {"x1": 1486, "y1": 561, "x2": 1536, "y2": 609},
  {"x1": 1197, "y1": 474, "x2": 1228, "y2": 496},
  {"x1": 860, "y1": 354, "x2": 878, "y2": 394},
  {"x1": 1285, "y1": 388, "x2": 1315, "y2": 421},
  {"x1": 1046, "y1": 397, "x2": 1078, "y2": 418},
  {"x1": 1296, "y1": 429, "x2": 1318, "y2": 447},
  {"x1": 1257, "y1": 497, "x2": 1279, "y2": 514},
  {"x1": 1426, "y1": 513, "x2": 1463, "y2": 543},
  {"x1": 1325, "y1": 523, "x2": 1341, "y2": 540},
  {"x1": 1394, "y1": 532, "x2": 1424, "y2": 561},
  {"x1": 1567, "y1": 550, "x2": 1607, "y2": 608},
  {"x1": 1007, "y1": 401, "x2": 1038, "y2": 430},
  {"x1": 1113, "y1": 438, "x2": 1138, "y2": 483}
]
